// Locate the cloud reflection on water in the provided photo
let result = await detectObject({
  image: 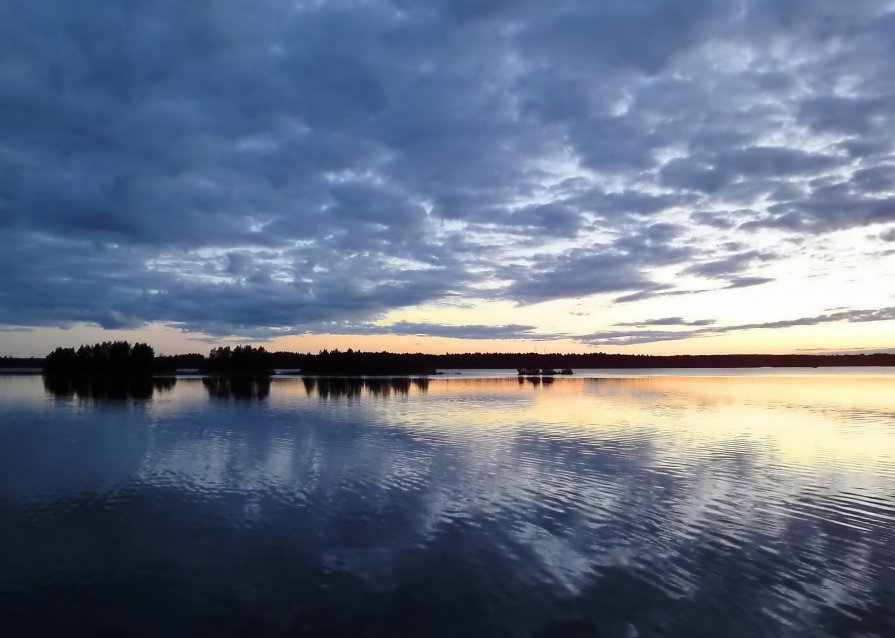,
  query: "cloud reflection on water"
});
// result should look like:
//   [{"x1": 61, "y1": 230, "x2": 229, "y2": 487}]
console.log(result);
[{"x1": 0, "y1": 373, "x2": 893, "y2": 636}]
